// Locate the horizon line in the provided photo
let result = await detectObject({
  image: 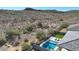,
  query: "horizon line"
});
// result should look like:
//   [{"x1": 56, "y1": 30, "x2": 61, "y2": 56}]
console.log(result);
[{"x1": 0, "y1": 7, "x2": 79, "y2": 11}]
